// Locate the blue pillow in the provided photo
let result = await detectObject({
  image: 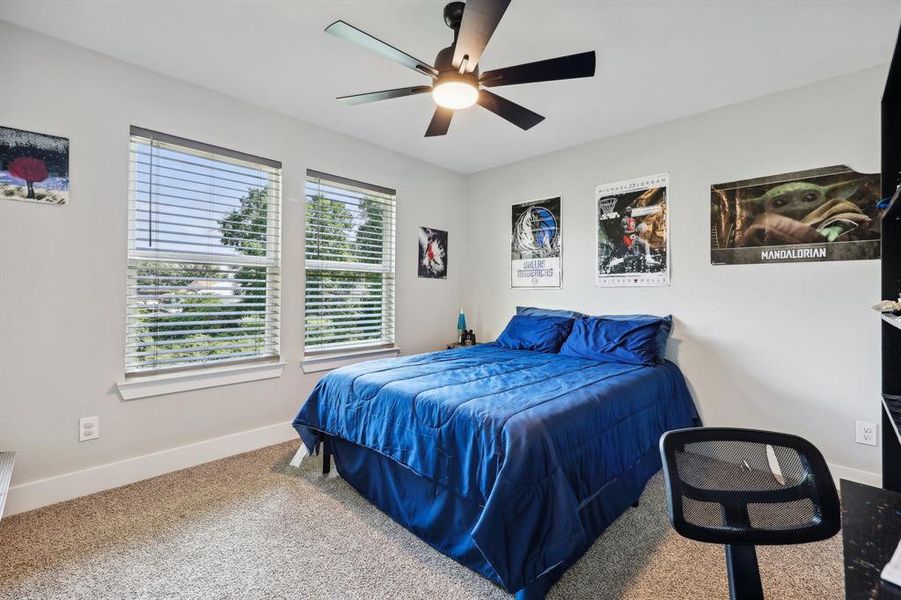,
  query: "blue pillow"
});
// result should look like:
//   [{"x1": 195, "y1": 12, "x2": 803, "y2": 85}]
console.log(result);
[
  {"x1": 516, "y1": 306, "x2": 584, "y2": 319},
  {"x1": 496, "y1": 315, "x2": 575, "y2": 353},
  {"x1": 601, "y1": 314, "x2": 672, "y2": 359},
  {"x1": 559, "y1": 315, "x2": 671, "y2": 365}
]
